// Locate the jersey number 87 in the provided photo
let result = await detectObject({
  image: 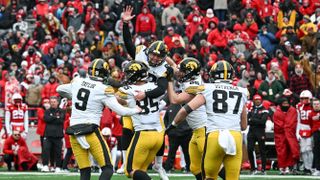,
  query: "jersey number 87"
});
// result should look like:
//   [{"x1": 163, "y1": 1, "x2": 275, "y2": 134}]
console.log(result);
[{"x1": 212, "y1": 90, "x2": 242, "y2": 114}]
